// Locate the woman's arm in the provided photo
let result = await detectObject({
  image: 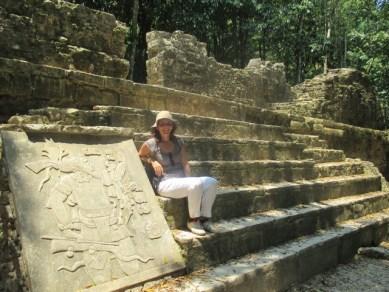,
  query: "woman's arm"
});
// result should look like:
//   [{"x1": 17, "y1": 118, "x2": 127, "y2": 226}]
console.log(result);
[
  {"x1": 138, "y1": 143, "x2": 164, "y2": 177},
  {"x1": 180, "y1": 144, "x2": 191, "y2": 177}
]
